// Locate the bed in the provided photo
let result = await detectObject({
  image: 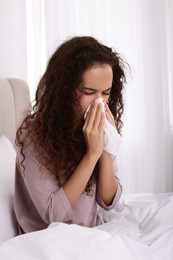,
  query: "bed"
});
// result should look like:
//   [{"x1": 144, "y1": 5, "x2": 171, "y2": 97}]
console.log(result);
[{"x1": 0, "y1": 78, "x2": 173, "y2": 260}]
